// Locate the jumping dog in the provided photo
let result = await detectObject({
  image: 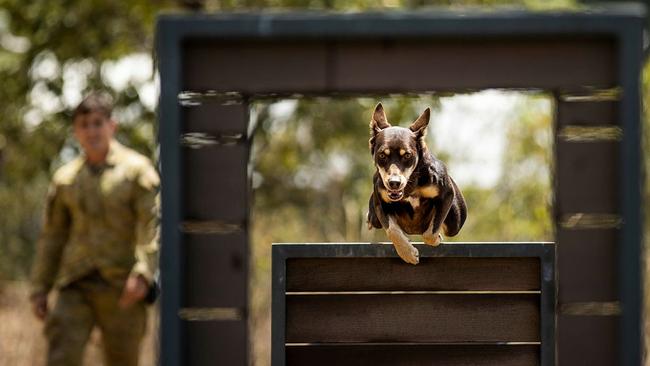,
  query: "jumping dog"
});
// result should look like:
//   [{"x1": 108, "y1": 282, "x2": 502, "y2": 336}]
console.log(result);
[{"x1": 367, "y1": 103, "x2": 467, "y2": 264}]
